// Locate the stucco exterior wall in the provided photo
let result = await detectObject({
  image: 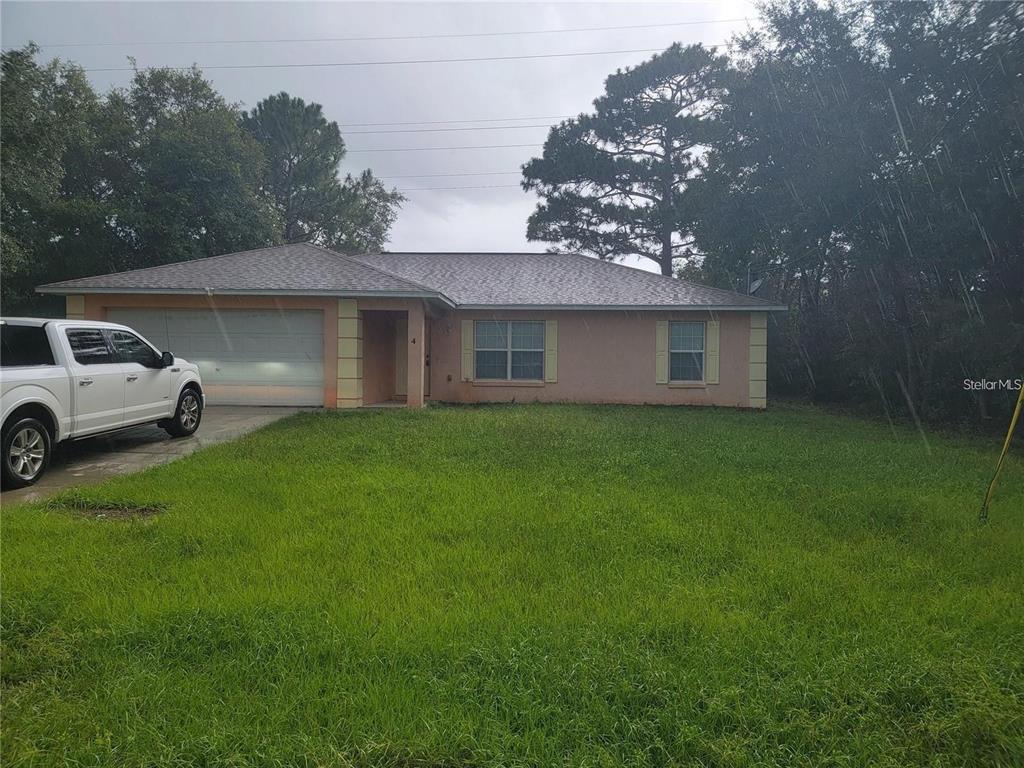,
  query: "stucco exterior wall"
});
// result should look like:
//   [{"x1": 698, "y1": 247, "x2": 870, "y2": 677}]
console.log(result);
[
  {"x1": 427, "y1": 309, "x2": 755, "y2": 407},
  {"x1": 77, "y1": 294, "x2": 760, "y2": 409}
]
